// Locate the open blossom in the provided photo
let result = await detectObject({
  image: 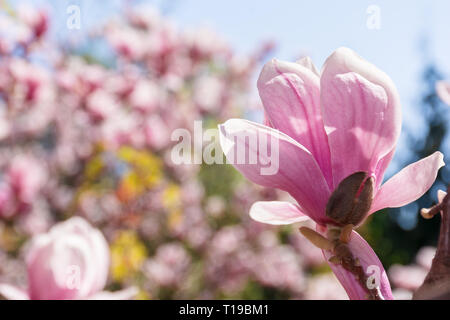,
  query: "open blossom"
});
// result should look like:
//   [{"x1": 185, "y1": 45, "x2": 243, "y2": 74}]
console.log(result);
[
  {"x1": 219, "y1": 47, "x2": 444, "y2": 299},
  {"x1": 0, "y1": 217, "x2": 137, "y2": 300}
]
